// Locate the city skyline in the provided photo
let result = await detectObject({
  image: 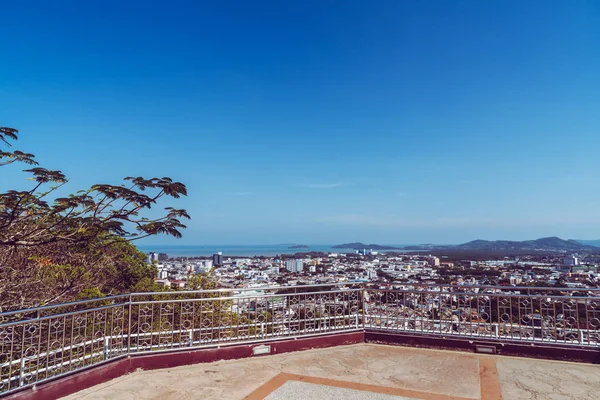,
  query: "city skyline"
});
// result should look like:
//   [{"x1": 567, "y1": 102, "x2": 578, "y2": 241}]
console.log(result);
[{"x1": 2, "y1": 1, "x2": 600, "y2": 245}]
